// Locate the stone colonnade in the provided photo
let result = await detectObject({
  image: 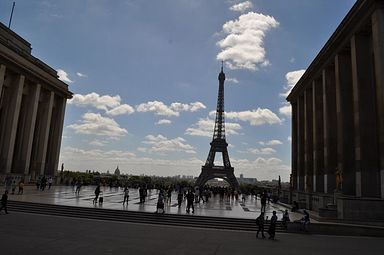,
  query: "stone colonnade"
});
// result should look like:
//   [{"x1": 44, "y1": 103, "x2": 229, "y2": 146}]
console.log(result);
[
  {"x1": 288, "y1": 1, "x2": 384, "y2": 210},
  {"x1": 0, "y1": 22, "x2": 72, "y2": 180}
]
